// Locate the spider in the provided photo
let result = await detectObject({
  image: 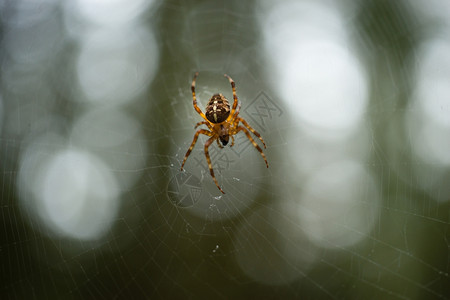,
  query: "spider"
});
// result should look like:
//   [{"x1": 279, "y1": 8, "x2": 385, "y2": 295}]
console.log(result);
[{"x1": 180, "y1": 72, "x2": 268, "y2": 194}]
